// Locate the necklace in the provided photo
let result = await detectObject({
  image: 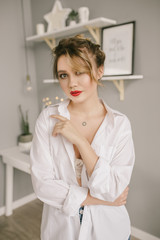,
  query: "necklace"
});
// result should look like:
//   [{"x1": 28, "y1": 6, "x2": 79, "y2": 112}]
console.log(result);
[{"x1": 82, "y1": 121, "x2": 87, "y2": 126}]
